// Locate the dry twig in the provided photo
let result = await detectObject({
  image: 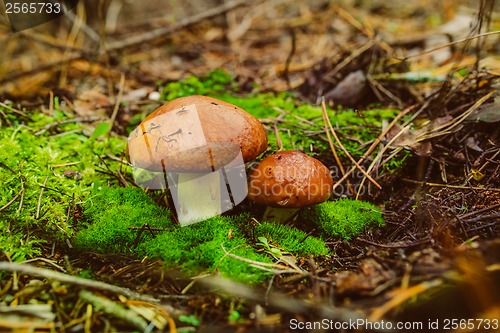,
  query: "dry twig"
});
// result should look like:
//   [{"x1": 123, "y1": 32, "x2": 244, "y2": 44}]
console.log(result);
[
  {"x1": 333, "y1": 105, "x2": 414, "y2": 195},
  {"x1": 400, "y1": 31, "x2": 500, "y2": 61},
  {"x1": 0, "y1": 0, "x2": 253, "y2": 85},
  {"x1": 0, "y1": 261, "x2": 159, "y2": 303},
  {"x1": 201, "y1": 275, "x2": 393, "y2": 333},
  {"x1": 401, "y1": 179, "x2": 500, "y2": 192},
  {"x1": 369, "y1": 279, "x2": 443, "y2": 321},
  {"x1": 321, "y1": 99, "x2": 382, "y2": 191}
]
